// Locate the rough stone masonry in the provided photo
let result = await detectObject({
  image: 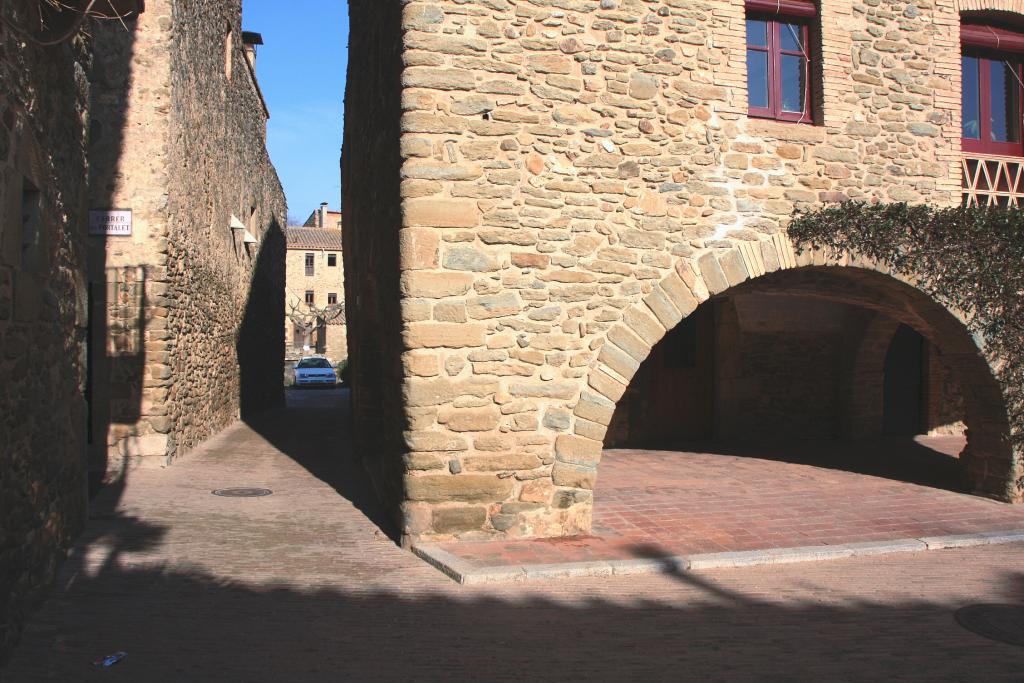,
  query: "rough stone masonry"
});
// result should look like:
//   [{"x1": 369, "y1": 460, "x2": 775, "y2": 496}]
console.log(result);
[
  {"x1": 342, "y1": 0, "x2": 1021, "y2": 545},
  {"x1": 0, "y1": 1, "x2": 92, "y2": 658},
  {"x1": 87, "y1": 0, "x2": 287, "y2": 474},
  {"x1": 1, "y1": 0, "x2": 285, "y2": 660}
]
